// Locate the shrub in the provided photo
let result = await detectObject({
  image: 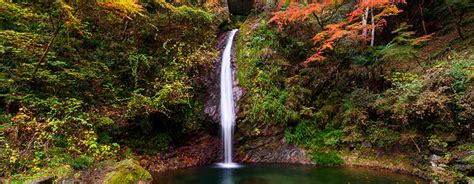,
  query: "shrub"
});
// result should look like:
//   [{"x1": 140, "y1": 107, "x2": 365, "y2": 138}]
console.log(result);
[
  {"x1": 71, "y1": 155, "x2": 94, "y2": 170},
  {"x1": 312, "y1": 151, "x2": 344, "y2": 166}
]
